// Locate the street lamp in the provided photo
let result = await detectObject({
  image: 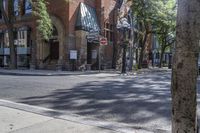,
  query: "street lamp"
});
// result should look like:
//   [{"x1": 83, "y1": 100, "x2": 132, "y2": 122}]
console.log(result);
[{"x1": 117, "y1": 17, "x2": 131, "y2": 73}]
